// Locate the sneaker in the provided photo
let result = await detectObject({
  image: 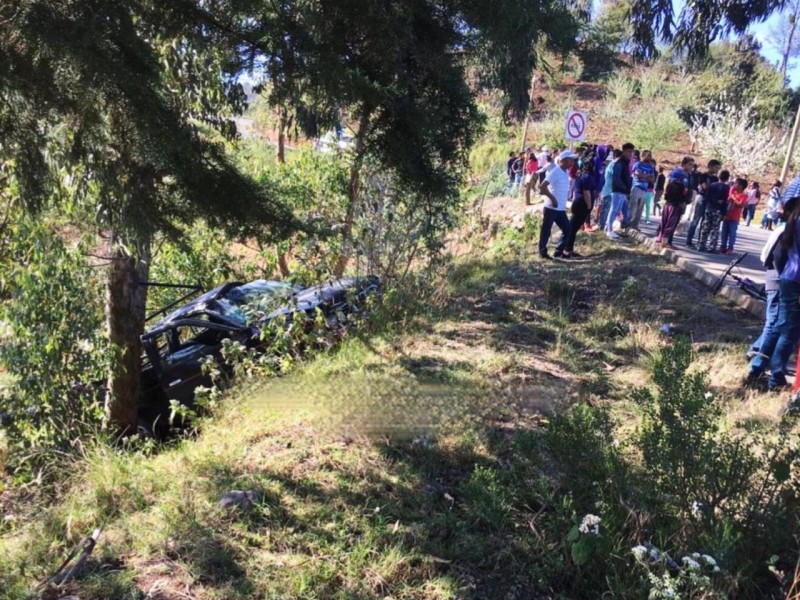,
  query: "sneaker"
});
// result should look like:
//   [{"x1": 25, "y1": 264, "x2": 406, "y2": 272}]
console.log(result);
[
  {"x1": 540, "y1": 252, "x2": 552, "y2": 260},
  {"x1": 554, "y1": 251, "x2": 564, "y2": 258},
  {"x1": 606, "y1": 231, "x2": 622, "y2": 240},
  {"x1": 745, "y1": 370, "x2": 765, "y2": 386},
  {"x1": 686, "y1": 243, "x2": 696, "y2": 249}
]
